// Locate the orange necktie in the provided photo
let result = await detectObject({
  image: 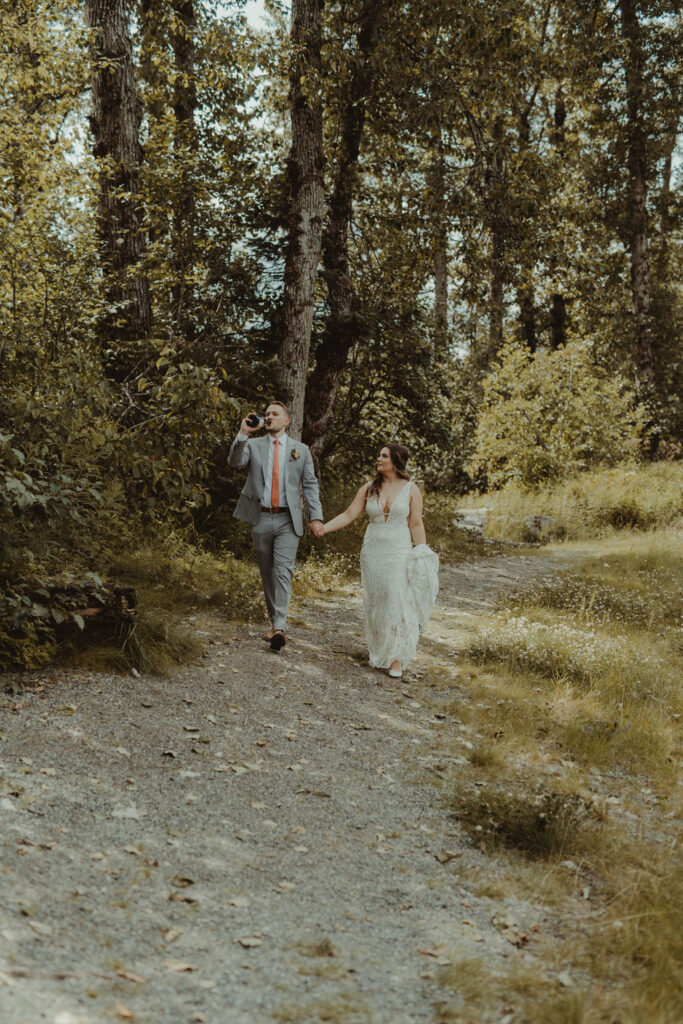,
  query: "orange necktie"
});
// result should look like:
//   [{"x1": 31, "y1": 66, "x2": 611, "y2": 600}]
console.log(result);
[{"x1": 271, "y1": 439, "x2": 280, "y2": 507}]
